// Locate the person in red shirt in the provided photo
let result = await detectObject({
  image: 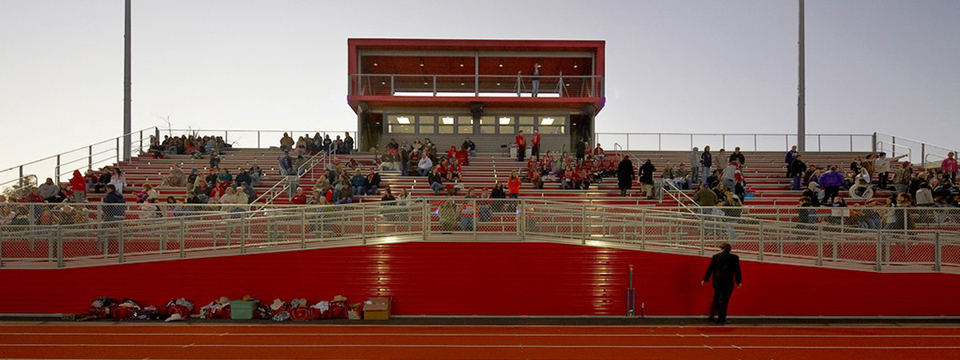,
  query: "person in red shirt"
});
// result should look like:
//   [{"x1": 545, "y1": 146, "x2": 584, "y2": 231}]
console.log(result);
[
  {"x1": 456, "y1": 146, "x2": 470, "y2": 166},
  {"x1": 593, "y1": 143, "x2": 605, "y2": 158},
  {"x1": 516, "y1": 130, "x2": 527, "y2": 162},
  {"x1": 507, "y1": 170, "x2": 521, "y2": 198},
  {"x1": 438, "y1": 158, "x2": 451, "y2": 181},
  {"x1": 526, "y1": 158, "x2": 538, "y2": 180},
  {"x1": 290, "y1": 187, "x2": 308, "y2": 204},
  {"x1": 69, "y1": 170, "x2": 86, "y2": 203},
  {"x1": 942, "y1": 152, "x2": 958, "y2": 184},
  {"x1": 531, "y1": 129, "x2": 541, "y2": 160},
  {"x1": 447, "y1": 145, "x2": 458, "y2": 161}
]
